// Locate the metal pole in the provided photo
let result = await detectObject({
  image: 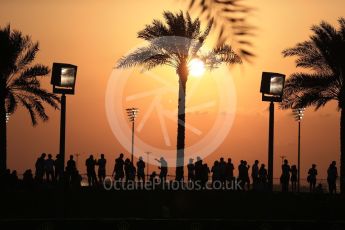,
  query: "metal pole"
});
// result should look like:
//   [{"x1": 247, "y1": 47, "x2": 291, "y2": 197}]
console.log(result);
[
  {"x1": 131, "y1": 120, "x2": 134, "y2": 163},
  {"x1": 146, "y1": 152, "x2": 150, "y2": 181},
  {"x1": 59, "y1": 94, "x2": 66, "y2": 173},
  {"x1": 268, "y1": 101, "x2": 274, "y2": 191},
  {"x1": 298, "y1": 121, "x2": 301, "y2": 192}
]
